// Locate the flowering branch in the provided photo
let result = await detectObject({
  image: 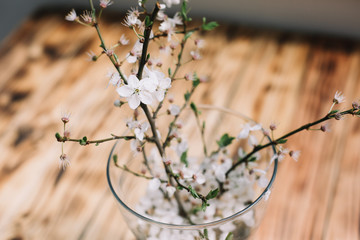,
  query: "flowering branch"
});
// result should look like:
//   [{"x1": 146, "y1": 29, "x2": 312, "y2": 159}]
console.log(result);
[{"x1": 225, "y1": 108, "x2": 360, "y2": 177}]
